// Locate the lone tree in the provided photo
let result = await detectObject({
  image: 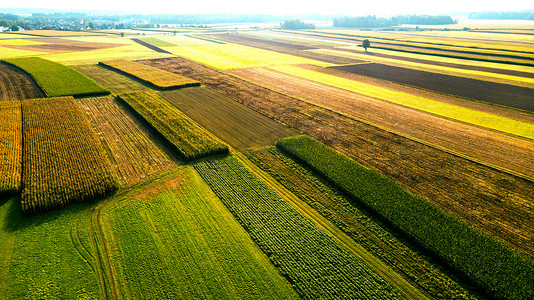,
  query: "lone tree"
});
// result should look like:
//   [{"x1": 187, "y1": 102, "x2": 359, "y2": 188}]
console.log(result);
[{"x1": 362, "y1": 39, "x2": 370, "y2": 51}]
